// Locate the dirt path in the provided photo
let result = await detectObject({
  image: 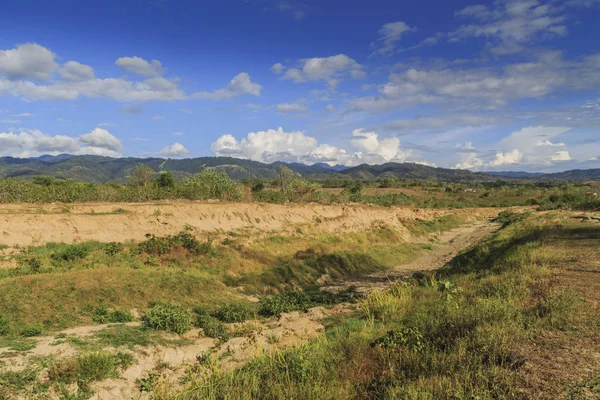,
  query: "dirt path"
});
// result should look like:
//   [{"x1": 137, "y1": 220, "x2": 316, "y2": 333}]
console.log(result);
[{"x1": 324, "y1": 221, "x2": 499, "y2": 293}]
